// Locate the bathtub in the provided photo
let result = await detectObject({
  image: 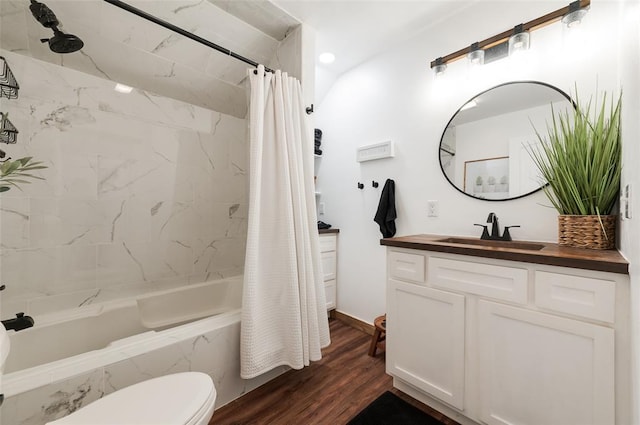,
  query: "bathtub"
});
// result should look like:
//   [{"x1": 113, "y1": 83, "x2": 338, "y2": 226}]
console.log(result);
[{"x1": 1, "y1": 276, "x2": 286, "y2": 425}]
